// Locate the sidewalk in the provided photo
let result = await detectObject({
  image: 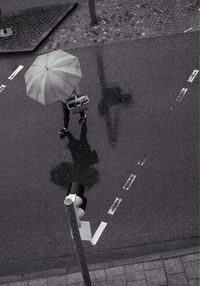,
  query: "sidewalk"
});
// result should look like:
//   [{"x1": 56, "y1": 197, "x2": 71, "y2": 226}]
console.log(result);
[
  {"x1": 0, "y1": 246, "x2": 199, "y2": 285},
  {"x1": 36, "y1": 0, "x2": 200, "y2": 52}
]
